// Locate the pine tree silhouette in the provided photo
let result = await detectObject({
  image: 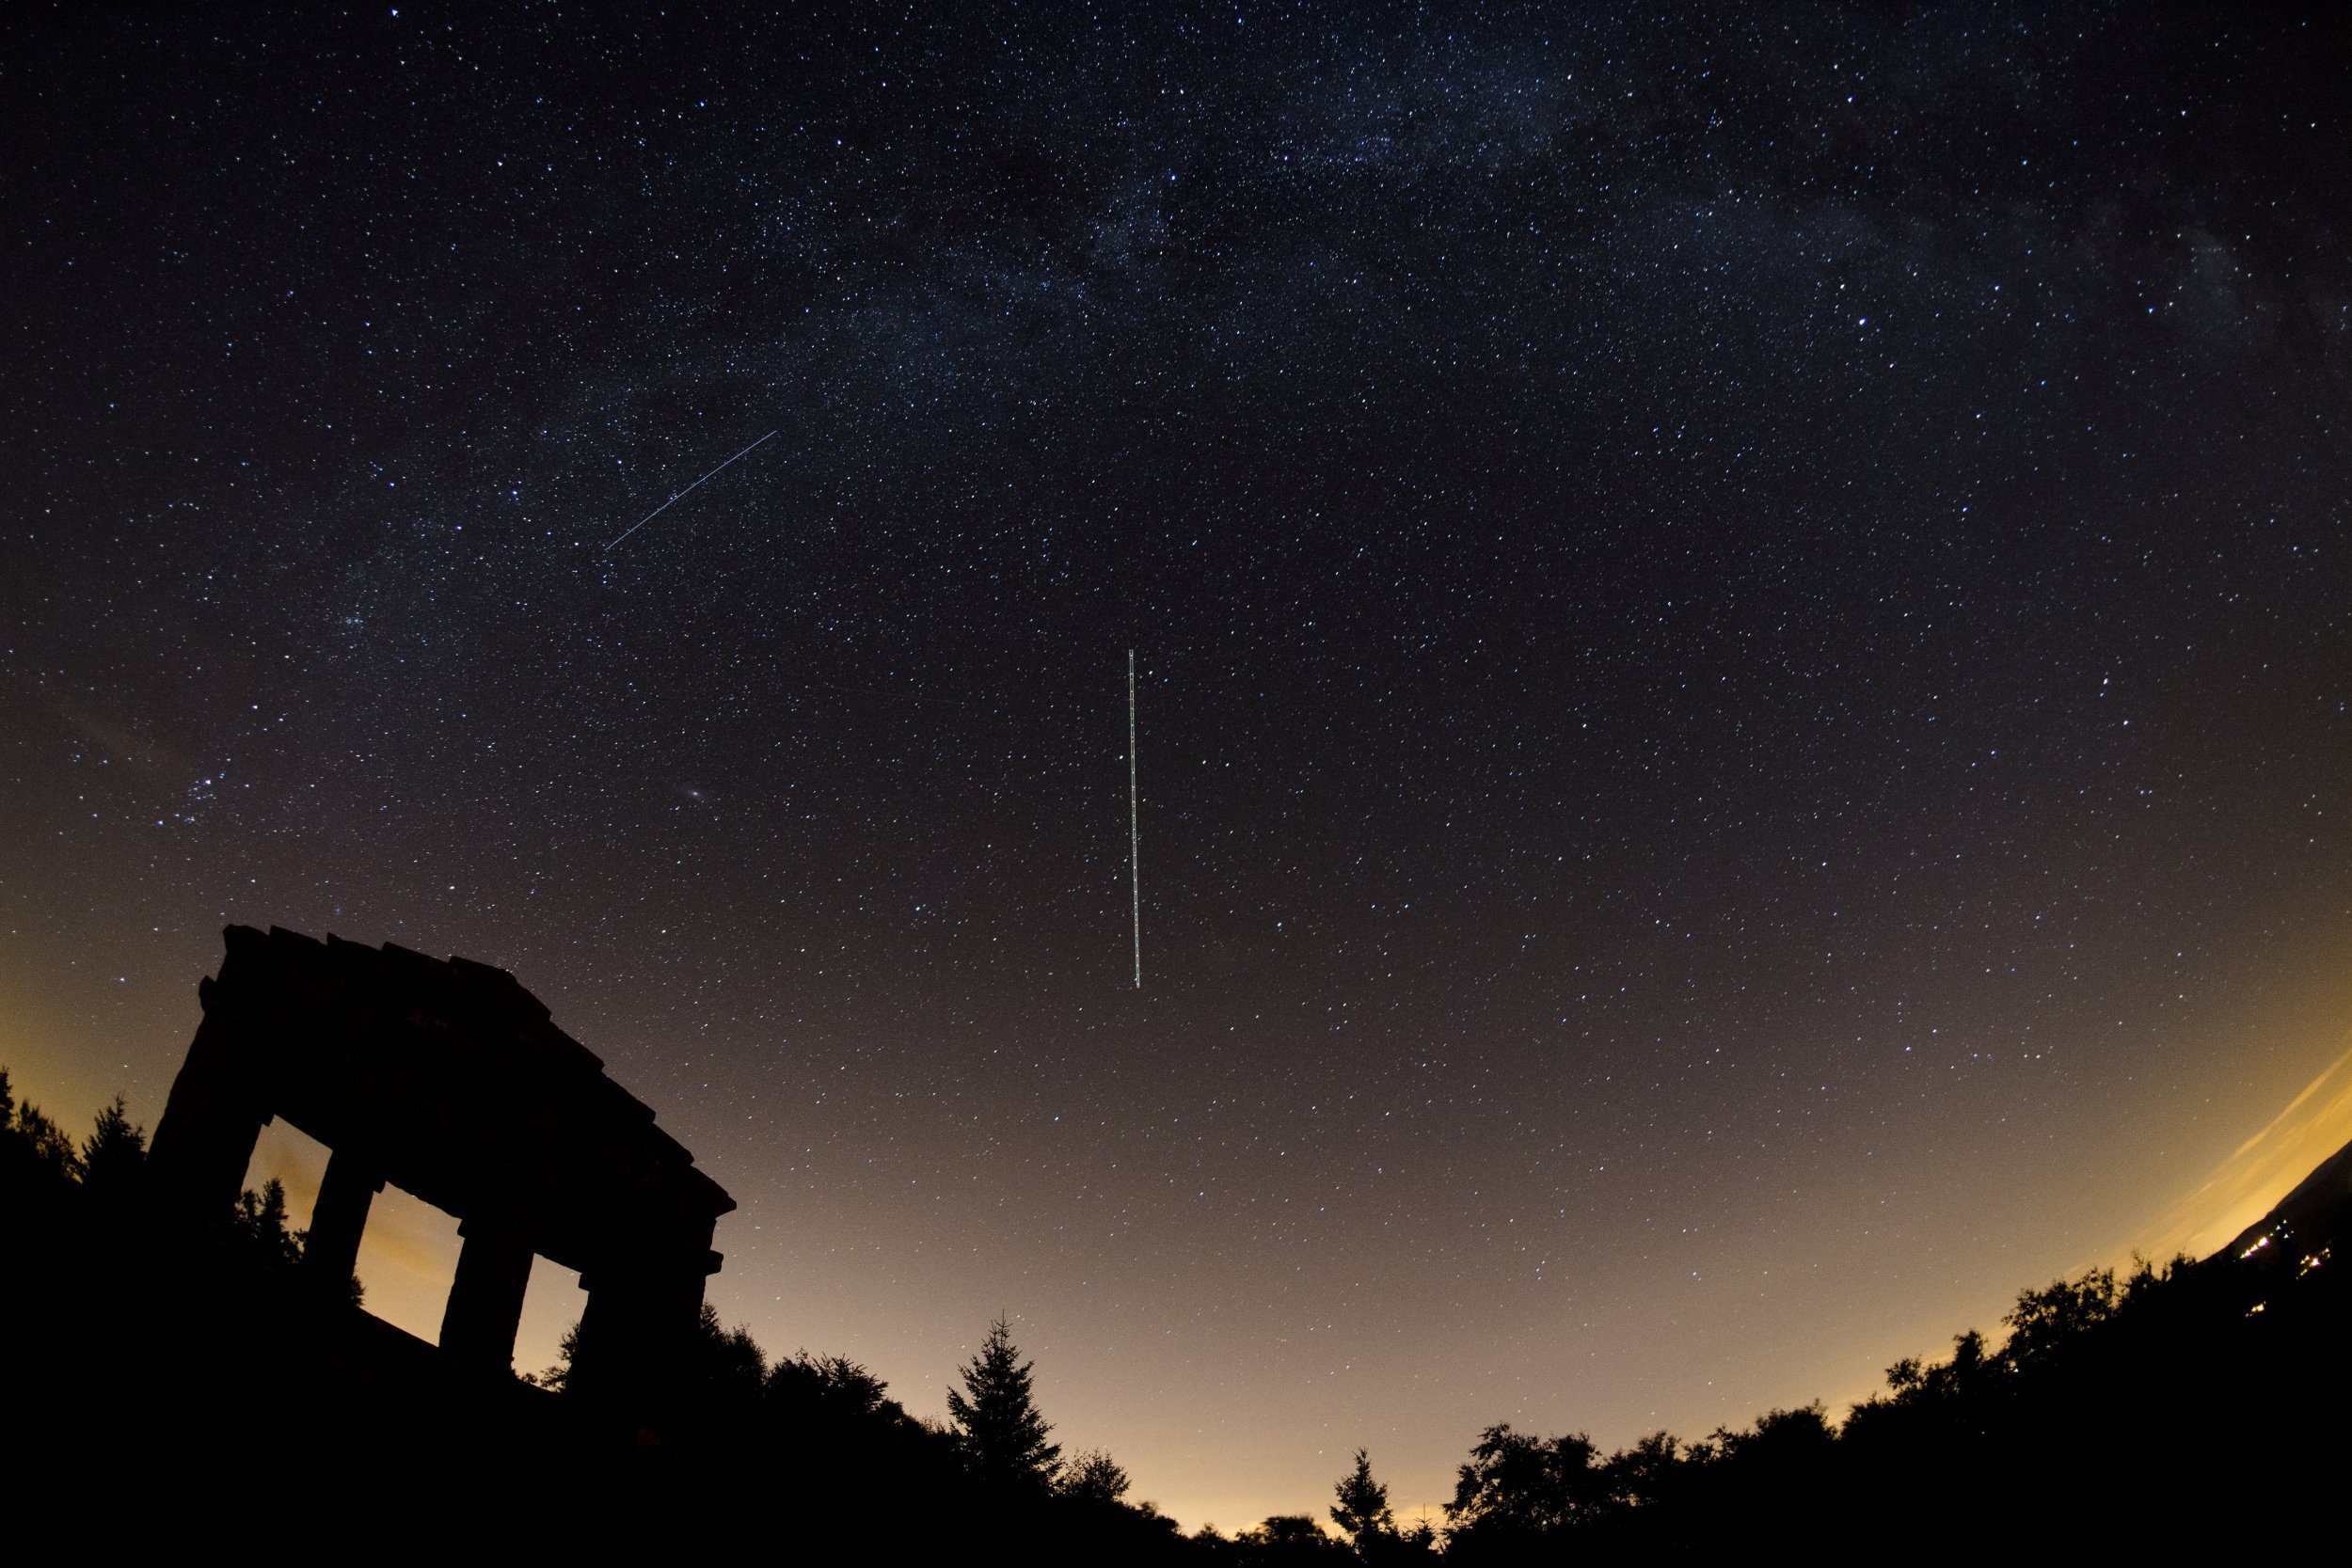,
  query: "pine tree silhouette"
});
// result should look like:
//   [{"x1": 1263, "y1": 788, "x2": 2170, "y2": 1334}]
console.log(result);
[
  {"x1": 946, "y1": 1317, "x2": 1061, "y2": 1492},
  {"x1": 79, "y1": 1094, "x2": 146, "y2": 1196},
  {"x1": 1332, "y1": 1448, "x2": 1397, "y2": 1546}
]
